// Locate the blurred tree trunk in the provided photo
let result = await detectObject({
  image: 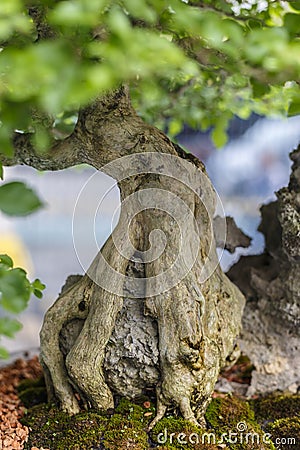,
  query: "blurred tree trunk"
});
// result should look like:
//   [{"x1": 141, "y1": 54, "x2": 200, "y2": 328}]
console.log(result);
[{"x1": 228, "y1": 147, "x2": 300, "y2": 395}]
